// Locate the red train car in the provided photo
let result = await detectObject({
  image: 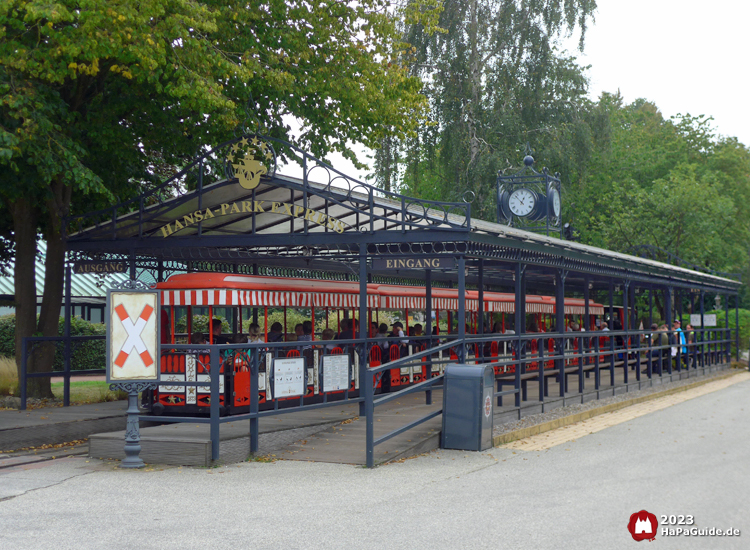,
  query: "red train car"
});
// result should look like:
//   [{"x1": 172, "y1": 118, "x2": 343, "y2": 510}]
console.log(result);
[{"x1": 150, "y1": 273, "x2": 604, "y2": 416}]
